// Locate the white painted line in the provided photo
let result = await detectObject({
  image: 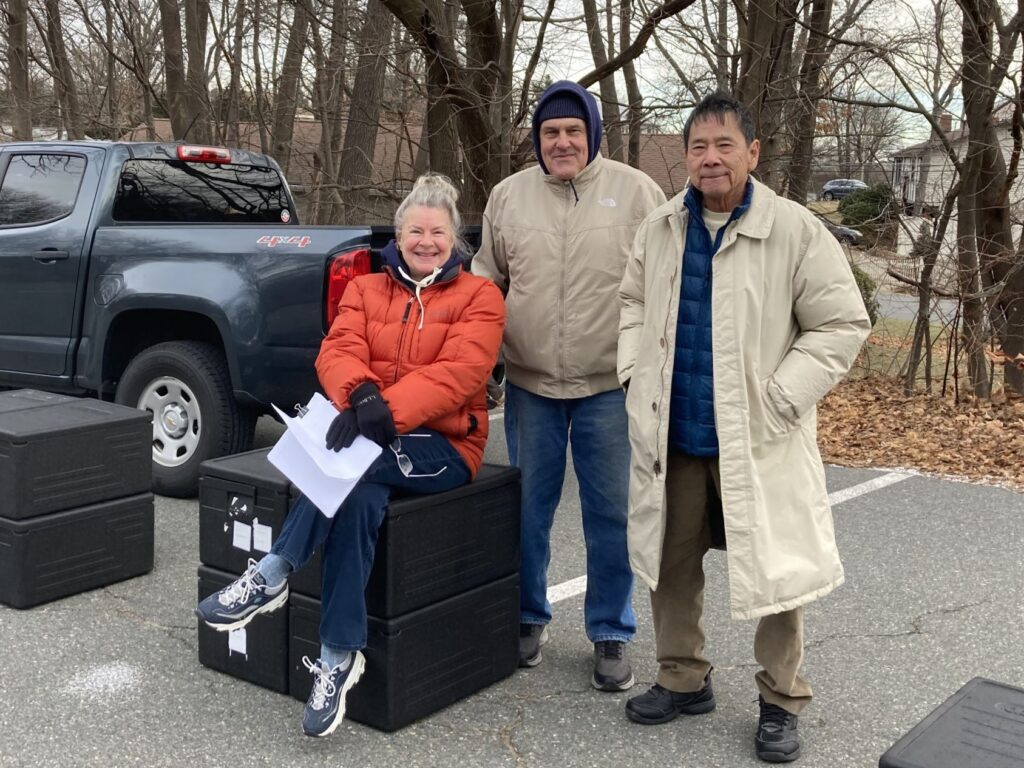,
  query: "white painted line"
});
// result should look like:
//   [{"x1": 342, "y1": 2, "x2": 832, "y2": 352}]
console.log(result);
[
  {"x1": 827, "y1": 471, "x2": 910, "y2": 505},
  {"x1": 546, "y1": 471, "x2": 912, "y2": 605},
  {"x1": 488, "y1": 410, "x2": 504, "y2": 422},
  {"x1": 548, "y1": 575, "x2": 588, "y2": 604}
]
